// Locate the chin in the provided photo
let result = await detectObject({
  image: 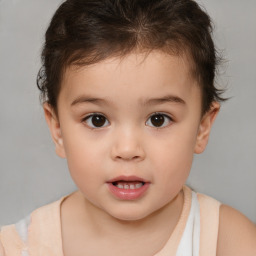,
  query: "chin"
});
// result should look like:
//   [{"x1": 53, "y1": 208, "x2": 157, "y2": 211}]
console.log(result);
[
  {"x1": 112, "y1": 213, "x2": 148, "y2": 222},
  {"x1": 108, "y1": 206, "x2": 154, "y2": 222}
]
